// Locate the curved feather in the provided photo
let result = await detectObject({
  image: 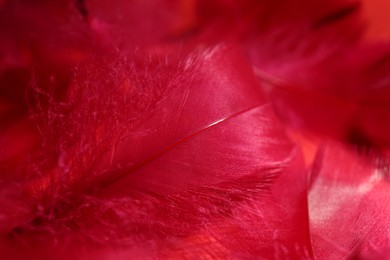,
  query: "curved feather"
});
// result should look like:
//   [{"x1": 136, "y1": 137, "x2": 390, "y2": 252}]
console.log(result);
[
  {"x1": 309, "y1": 143, "x2": 390, "y2": 259},
  {"x1": 258, "y1": 42, "x2": 390, "y2": 148},
  {"x1": 0, "y1": 46, "x2": 310, "y2": 259}
]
